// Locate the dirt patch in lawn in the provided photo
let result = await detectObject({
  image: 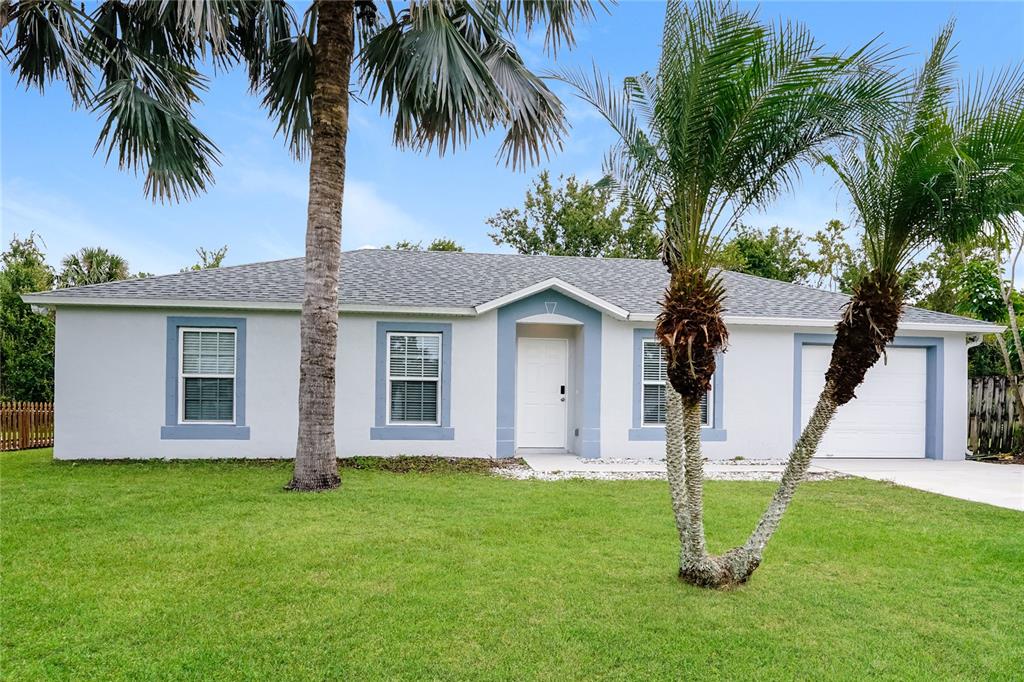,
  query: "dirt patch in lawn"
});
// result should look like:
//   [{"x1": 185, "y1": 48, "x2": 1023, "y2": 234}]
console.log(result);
[{"x1": 337, "y1": 456, "x2": 527, "y2": 475}]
